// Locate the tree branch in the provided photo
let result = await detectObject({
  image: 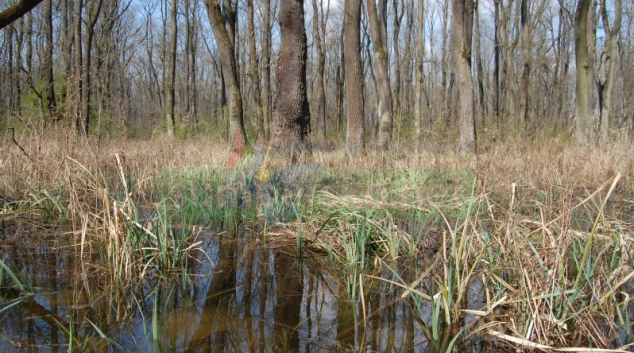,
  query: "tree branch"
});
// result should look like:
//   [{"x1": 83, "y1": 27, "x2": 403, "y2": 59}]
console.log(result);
[{"x1": 0, "y1": 0, "x2": 44, "y2": 29}]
